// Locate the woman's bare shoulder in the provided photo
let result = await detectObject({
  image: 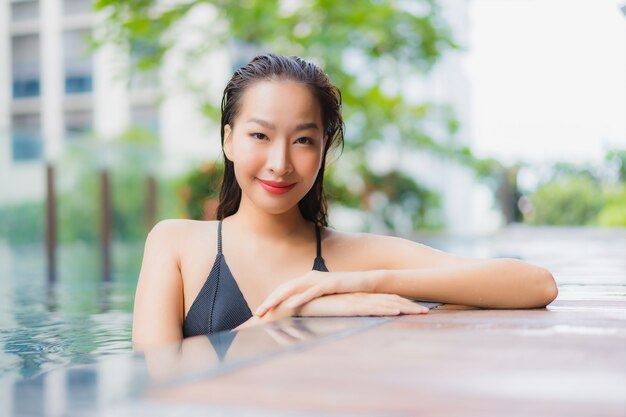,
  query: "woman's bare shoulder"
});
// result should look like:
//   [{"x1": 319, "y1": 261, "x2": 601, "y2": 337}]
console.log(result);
[
  {"x1": 320, "y1": 227, "x2": 395, "y2": 269},
  {"x1": 145, "y1": 219, "x2": 218, "y2": 257},
  {"x1": 321, "y1": 227, "x2": 480, "y2": 270},
  {"x1": 148, "y1": 219, "x2": 217, "y2": 239}
]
